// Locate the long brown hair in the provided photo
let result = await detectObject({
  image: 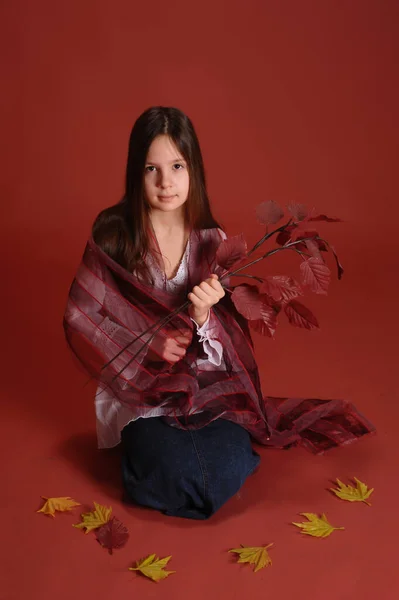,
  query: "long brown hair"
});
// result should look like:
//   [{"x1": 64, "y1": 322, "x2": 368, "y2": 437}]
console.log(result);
[{"x1": 92, "y1": 106, "x2": 222, "y2": 280}]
